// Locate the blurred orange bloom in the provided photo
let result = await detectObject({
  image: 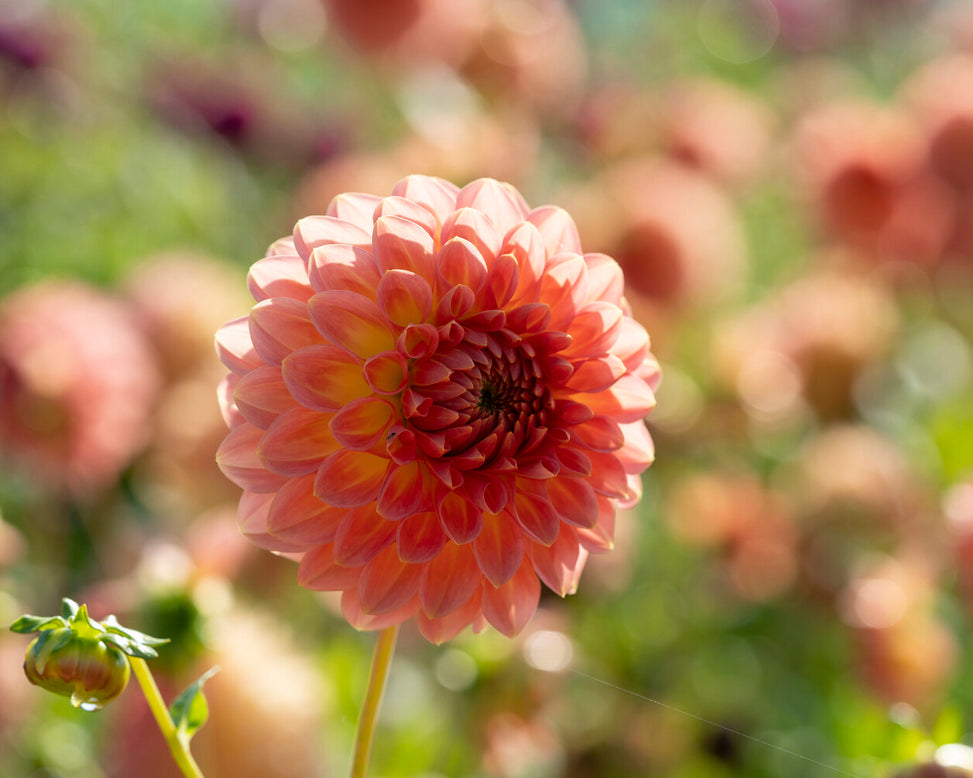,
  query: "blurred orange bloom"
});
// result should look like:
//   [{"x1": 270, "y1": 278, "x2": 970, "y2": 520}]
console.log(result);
[{"x1": 216, "y1": 175, "x2": 660, "y2": 642}]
